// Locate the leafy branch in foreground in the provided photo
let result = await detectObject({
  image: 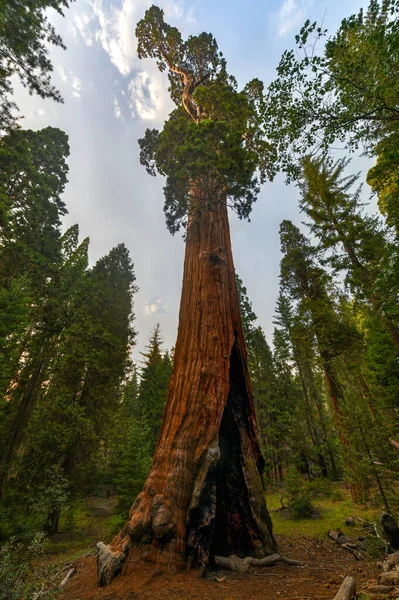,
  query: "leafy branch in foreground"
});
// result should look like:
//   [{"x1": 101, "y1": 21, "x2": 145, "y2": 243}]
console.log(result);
[{"x1": 263, "y1": 0, "x2": 399, "y2": 181}]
